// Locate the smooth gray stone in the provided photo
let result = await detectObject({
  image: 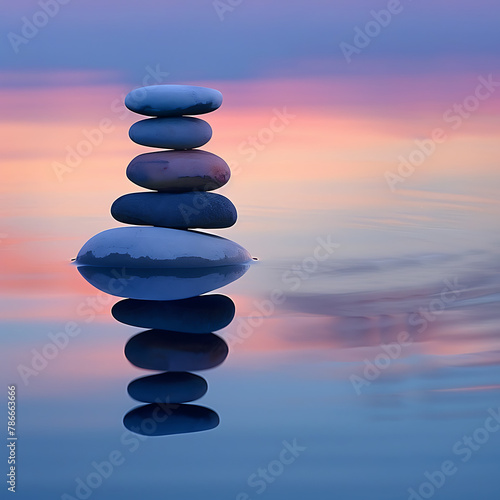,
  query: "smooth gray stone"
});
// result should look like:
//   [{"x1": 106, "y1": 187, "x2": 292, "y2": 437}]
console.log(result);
[
  {"x1": 127, "y1": 372, "x2": 208, "y2": 404},
  {"x1": 123, "y1": 403, "x2": 219, "y2": 436},
  {"x1": 76, "y1": 264, "x2": 250, "y2": 301},
  {"x1": 112, "y1": 295, "x2": 235, "y2": 332},
  {"x1": 75, "y1": 227, "x2": 252, "y2": 268},
  {"x1": 111, "y1": 192, "x2": 237, "y2": 229},
  {"x1": 124, "y1": 330, "x2": 228, "y2": 371},
  {"x1": 129, "y1": 117, "x2": 212, "y2": 149},
  {"x1": 126, "y1": 150, "x2": 230, "y2": 192},
  {"x1": 125, "y1": 85, "x2": 223, "y2": 117}
]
